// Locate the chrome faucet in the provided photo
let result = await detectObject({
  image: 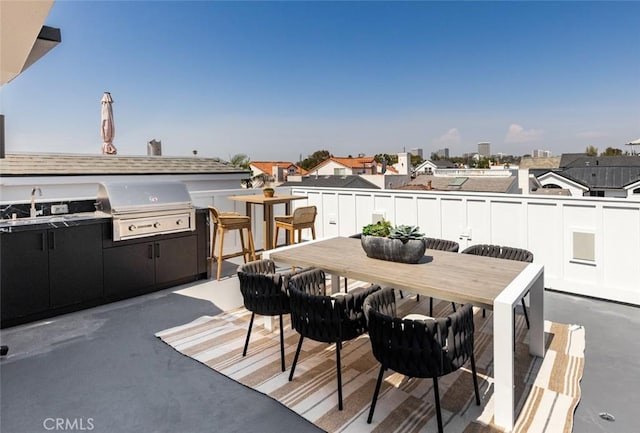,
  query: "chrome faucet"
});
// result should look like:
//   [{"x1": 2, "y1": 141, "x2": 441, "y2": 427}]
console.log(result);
[{"x1": 30, "y1": 187, "x2": 42, "y2": 218}]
